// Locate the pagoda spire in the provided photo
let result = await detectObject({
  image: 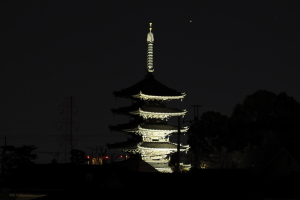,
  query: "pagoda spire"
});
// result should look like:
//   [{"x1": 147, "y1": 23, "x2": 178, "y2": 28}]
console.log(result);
[{"x1": 147, "y1": 23, "x2": 154, "y2": 72}]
